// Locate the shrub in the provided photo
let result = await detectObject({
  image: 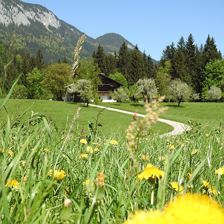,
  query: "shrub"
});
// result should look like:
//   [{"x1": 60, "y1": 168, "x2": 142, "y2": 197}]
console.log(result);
[
  {"x1": 207, "y1": 86, "x2": 222, "y2": 101},
  {"x1": 168, "y1": 79, "x2": 192, "y2": 106},
  {"x1": 136, "y1": 78, "x2": 158, "y2": 102},
  {"x1": 112, "y1": 87, "x2": 129, "y2": 103},
  {"x1": 12, "y1": 84, "x2": 28, "y2": 99}
]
